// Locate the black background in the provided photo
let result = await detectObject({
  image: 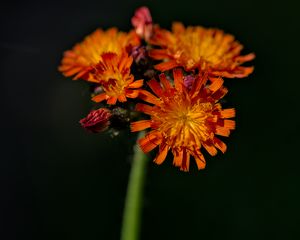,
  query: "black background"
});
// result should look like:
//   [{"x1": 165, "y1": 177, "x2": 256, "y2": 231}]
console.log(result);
[{"x1": 1, "y1": 0, "x2": 300, "y2": 239}]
